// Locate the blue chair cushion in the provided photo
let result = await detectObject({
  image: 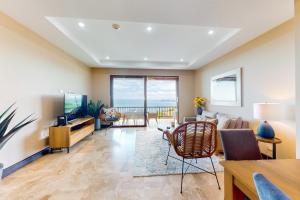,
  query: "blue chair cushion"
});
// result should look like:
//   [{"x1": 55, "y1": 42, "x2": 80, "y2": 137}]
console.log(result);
[{"x1": 253, "y1": 173, "x2": 291, "y2": 200}]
